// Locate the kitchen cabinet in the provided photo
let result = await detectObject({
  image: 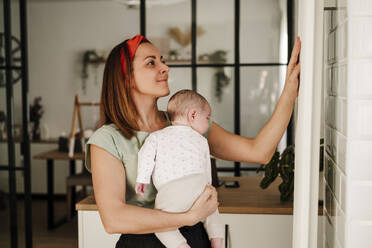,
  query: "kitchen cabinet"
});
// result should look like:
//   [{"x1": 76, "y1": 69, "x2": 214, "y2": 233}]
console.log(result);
[{"x1": 77, "y1": 177, "x2": 324, "y2": 248}]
